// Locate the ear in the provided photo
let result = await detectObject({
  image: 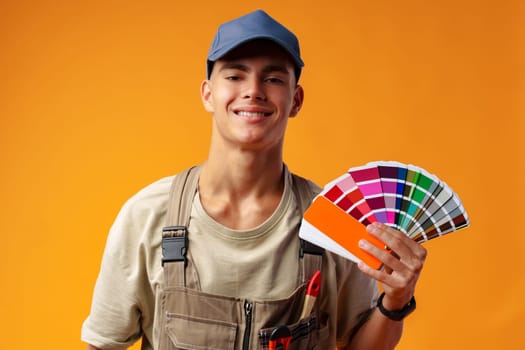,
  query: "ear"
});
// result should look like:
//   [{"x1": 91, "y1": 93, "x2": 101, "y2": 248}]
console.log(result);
[
  {"x1": 289, "y1": 84, "x2": 304, "y2": 118},
  {"x1": 200, "y1": 79, "x2": 214, "y2": 113}
]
